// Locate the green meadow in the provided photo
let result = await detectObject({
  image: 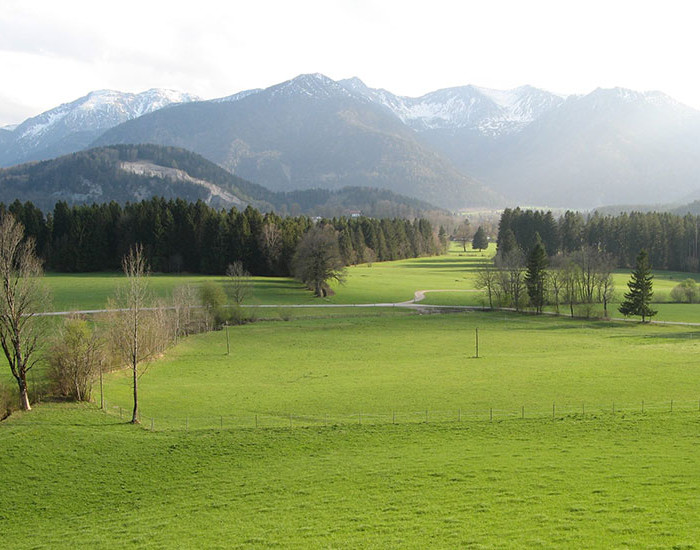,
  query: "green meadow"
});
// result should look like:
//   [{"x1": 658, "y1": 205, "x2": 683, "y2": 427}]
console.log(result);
[
  {"x1": 2, "y1": 242, "x2": 699, "y2": 548},
  {"x1": 1, "y1": 405, "x2": 698, "y2": 548},
  {"x1": 100, "y1": 311, "x2": 700, "y2": 429}
]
